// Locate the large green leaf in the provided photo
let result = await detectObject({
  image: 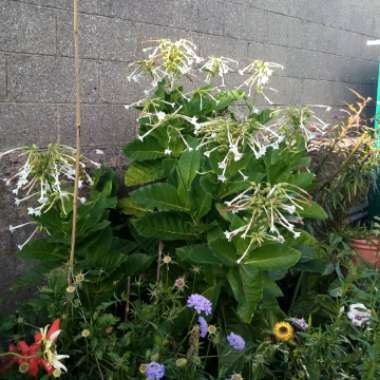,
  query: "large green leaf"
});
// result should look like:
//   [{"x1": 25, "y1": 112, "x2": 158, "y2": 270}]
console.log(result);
[
  {"x1": 243, "y1": 244, "x2": 301, "y2": 270},
  {"x1": 228, "y1": 267, "x2": 263, "y2": 323},
  {"x1": 190, "y1": 178, "x2": 213, "y2": 221},
  {"x1": 124, "y1": 161, "x2": 165, "y2": 187},
  {"x1": 129, "y1": 183, "x2": 189, "y2": 212},
  {"x1": 123, "y1": 136, "x2": 165, "y2": 161},
  {"x1": 207, "y1": 227, "x2": 237, "y2": 265},
  {"x1": 81, "y1": 228, "x2": 119, "y2": 269},
  {"x1": 18, "y1": 239, "x2": 66, "y2": 262},
  {"x1": 122, "y1": 253, "x2": 155, "y2": 277},
  {"x1": 118, "y1": 197, "x2": 153, "y2": 217},
  {"x1": 176, "y1": 150, "x2": 201, "y2": 203},
  {"x1": 132, "y1": 212, "x2": 200, "y2": 240},
  {"x1": 237, "y1": 266, "x2": 264, "y2": 323},
  {"x1": 299, "y1": 200, "x2": 328, "y2": 220},
  {"x1": 176, "y1": 244, "x2": 225, "y2": 265}
]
